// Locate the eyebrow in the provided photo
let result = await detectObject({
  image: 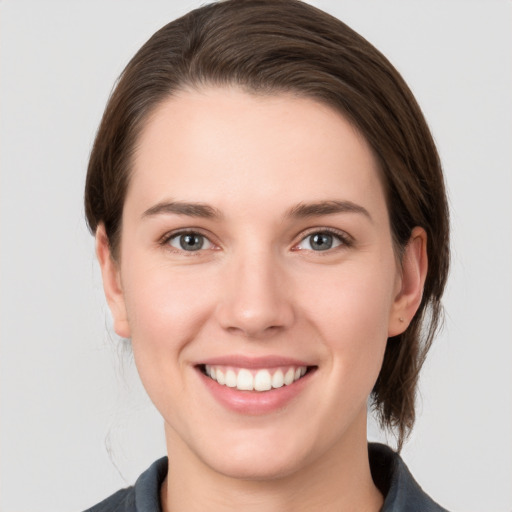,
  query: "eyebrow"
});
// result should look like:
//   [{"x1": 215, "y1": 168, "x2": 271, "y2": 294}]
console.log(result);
[
  {"x1": 142, "y1": 200, "x2": 222, "y2": 219},
  {"x1": 285, "y1": 200, "x2": 372, "y2": 222},
  {"x1": 141, "y1": 199, "x2": 371, "y2": 222}
]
